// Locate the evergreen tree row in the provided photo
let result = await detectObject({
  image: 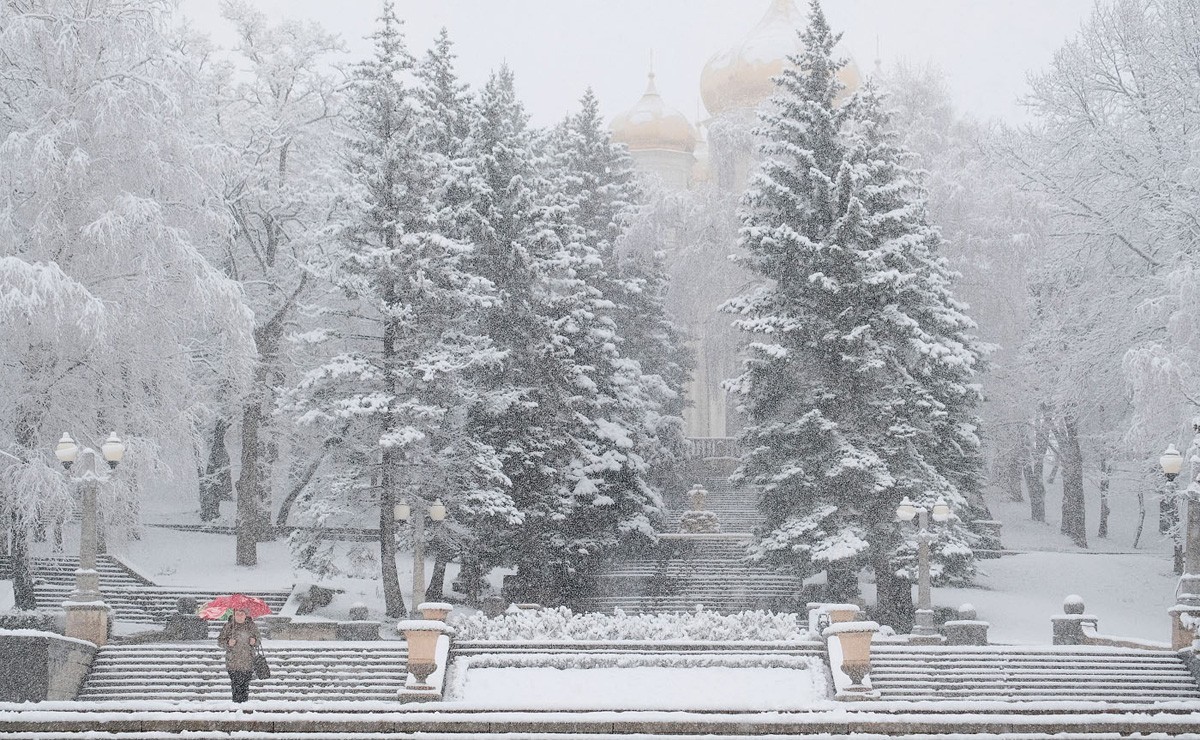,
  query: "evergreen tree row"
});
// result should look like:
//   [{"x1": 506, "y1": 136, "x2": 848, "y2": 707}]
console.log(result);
[{"x1": 283, "y1": 3, "x2": 688, "y2": 615}]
